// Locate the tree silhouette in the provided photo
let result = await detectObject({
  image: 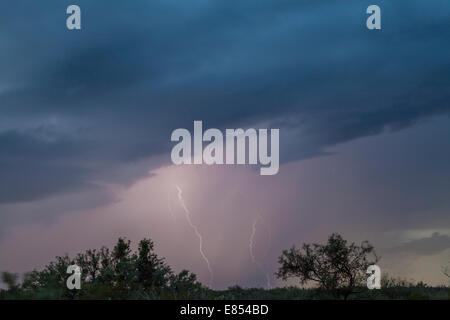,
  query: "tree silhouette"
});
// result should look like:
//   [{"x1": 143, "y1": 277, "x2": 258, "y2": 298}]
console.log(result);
[
  {"x1": 136, "y1": 238, "x2": 172, "y2": 290},
  {"x1": 8, "y1": 237, "x2": 204, "y2": 299},
  {"x1": 276, "y1": 233, "x2": 379, "y2": 299}
]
